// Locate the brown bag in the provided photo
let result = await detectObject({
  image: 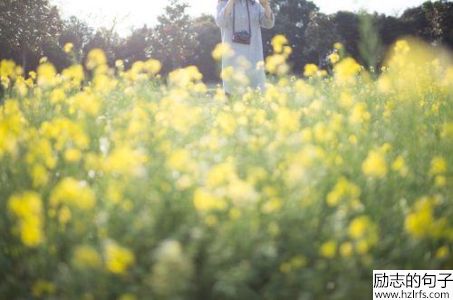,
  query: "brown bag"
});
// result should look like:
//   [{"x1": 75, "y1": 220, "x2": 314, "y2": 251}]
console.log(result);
[{"x1": 232, "y1": 0, "x2": 251, "y2": 45}]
